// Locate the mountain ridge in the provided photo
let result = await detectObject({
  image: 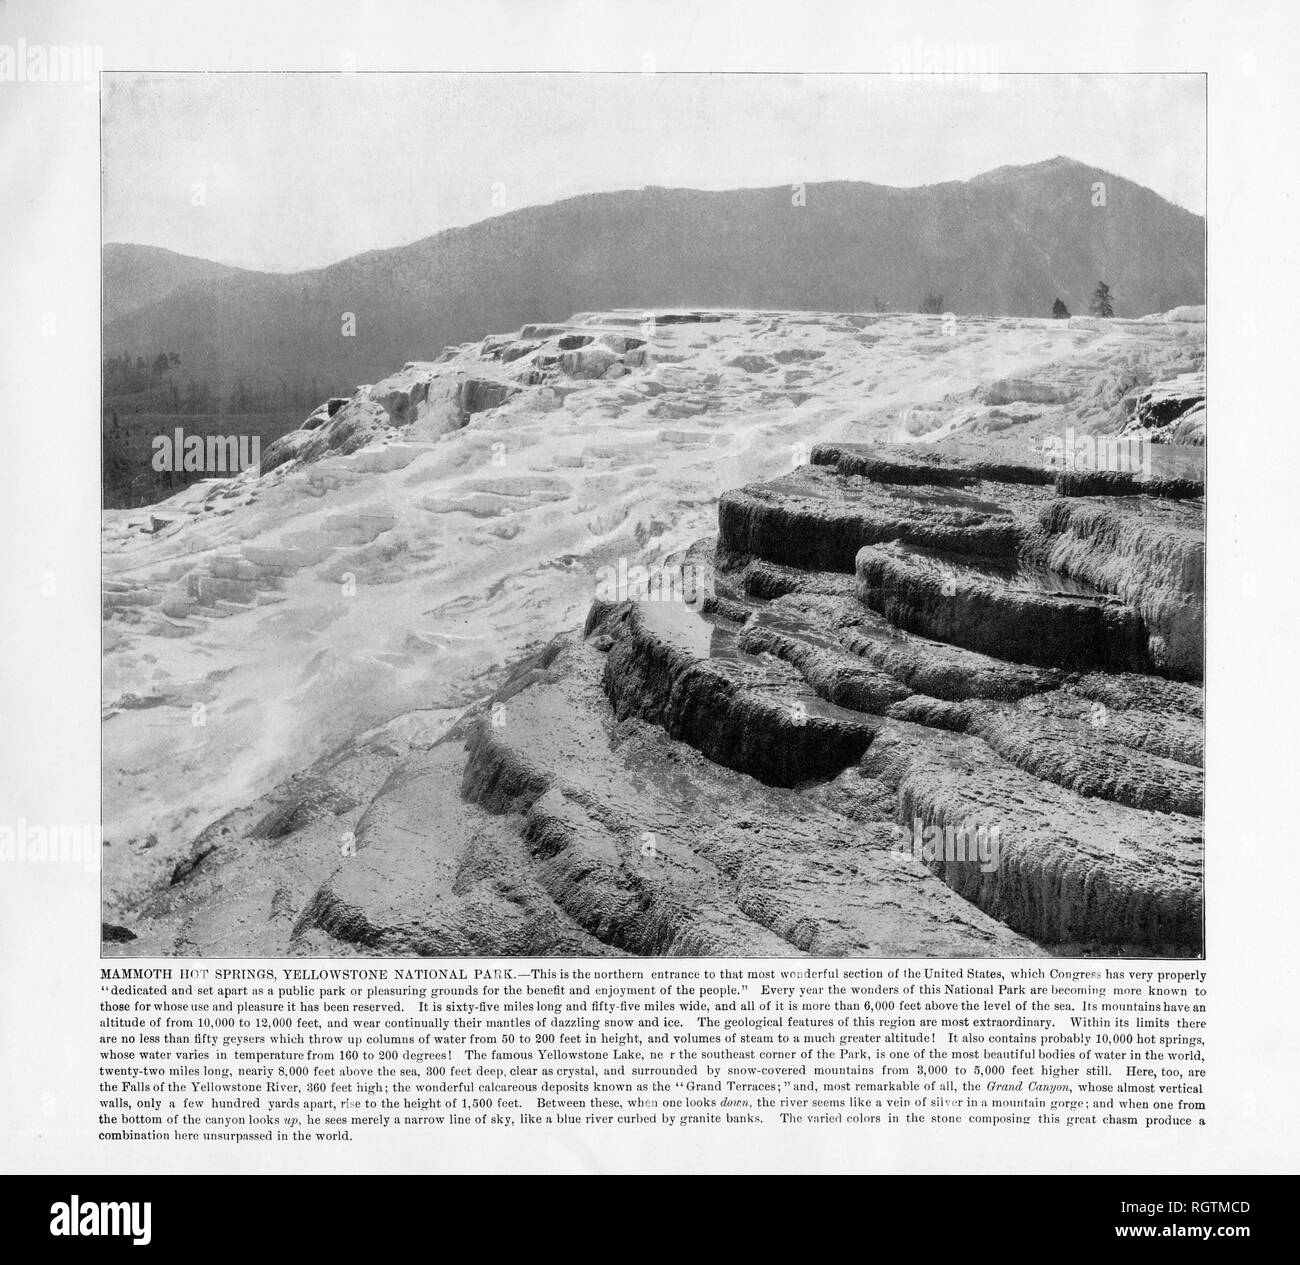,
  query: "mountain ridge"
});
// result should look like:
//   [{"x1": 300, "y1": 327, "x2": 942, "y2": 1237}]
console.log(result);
[
  {"x1": 102, "y1": 243, "x2": 252, "y2": 325},
  {"x1": 103, "y1": 158, "x2": 1205, "y2": 398}
]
